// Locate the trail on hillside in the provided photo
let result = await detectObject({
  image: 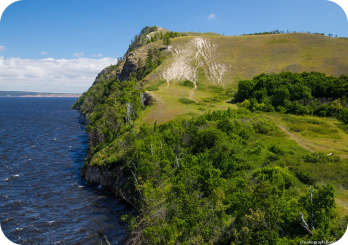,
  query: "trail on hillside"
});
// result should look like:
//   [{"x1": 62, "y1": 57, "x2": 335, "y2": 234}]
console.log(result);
[
  {"x1": 276, "y1": 124, "x2": 313, "y2": 152},
  {"x1": 335, "y1": 198, "x2": 348, "y2": 212},
  {"x1": 160, "y1": 38, "x2": 227, "y2": 101},
  {"x1": 276, "y1": 123, "x2": 348, "y2": 158},
  {"x1": 189, "y1": 82, "x2": 198, "y2": 102}
]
